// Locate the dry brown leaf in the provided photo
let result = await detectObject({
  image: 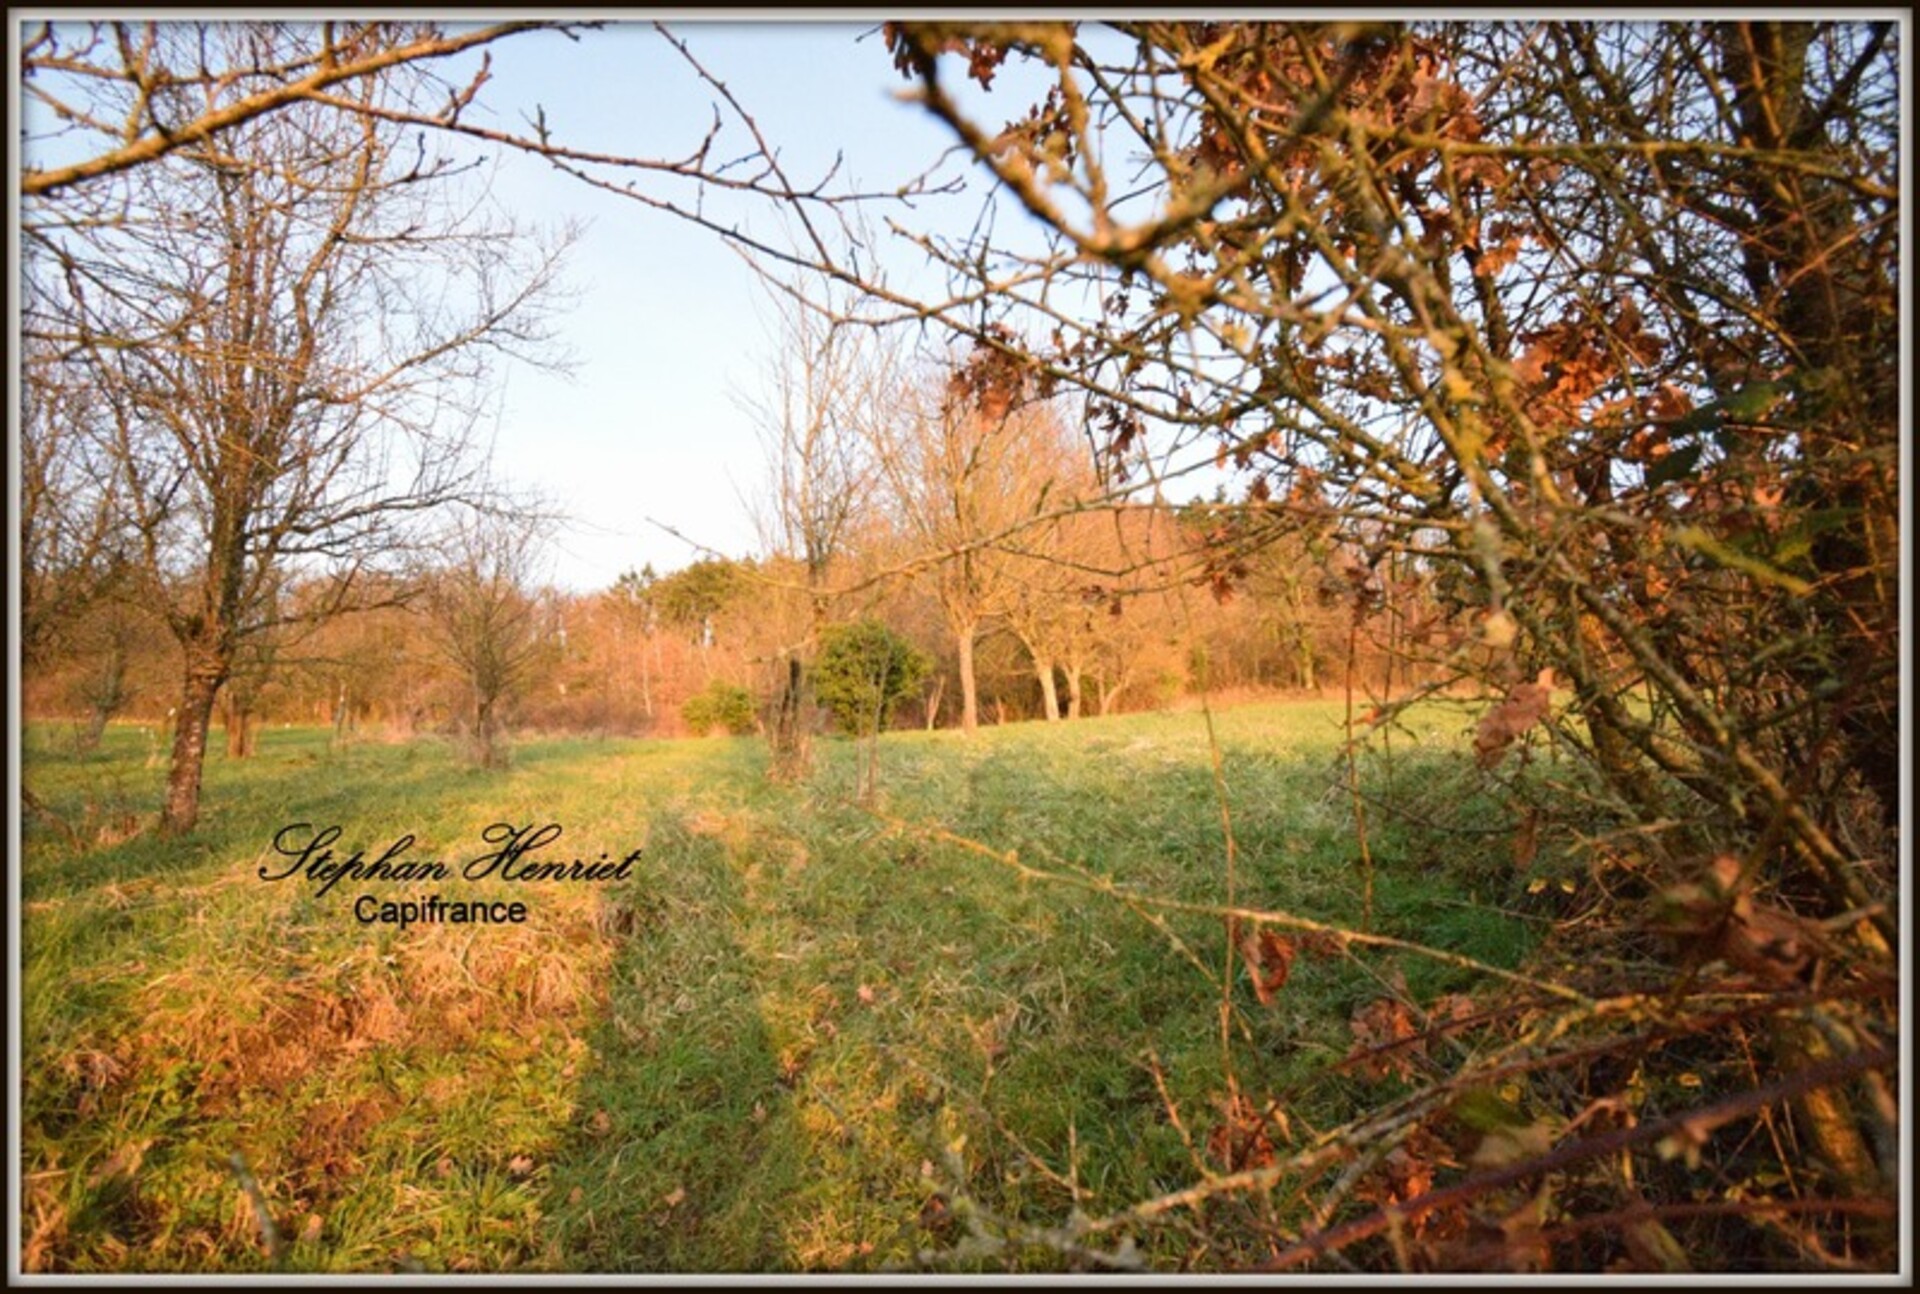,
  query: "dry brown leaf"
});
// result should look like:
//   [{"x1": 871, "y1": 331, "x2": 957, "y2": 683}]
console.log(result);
[
  {"x1": 1494, "y1": 1187, "x2": 1554, "y2": 1273},
  {"x1": 1722, "y1": 894, "x2": 1821, "y2": 984},
  {"x1": 1347, "y1": 998, "x2": 1423, "y2": 1082},
  {"x1": 1511, "y1": 806, "x2": 1541, "y2": 871},
  {"x1": 1474, "y1": 670, "x2": 1555, "y2": 768},
  {"x1": 1239, "y1": 926, "x2": 1297, "y2": 1006},
  {"x1": 507, "y1": 1155, "x2": 534, "y2": 1178},
  {"x1": 1205, "y1": 1092, "x2": 1276, "y2": 1172},
  {"x1": 1657, "y1": 855, "x2": 1826, "y2": 983}
]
